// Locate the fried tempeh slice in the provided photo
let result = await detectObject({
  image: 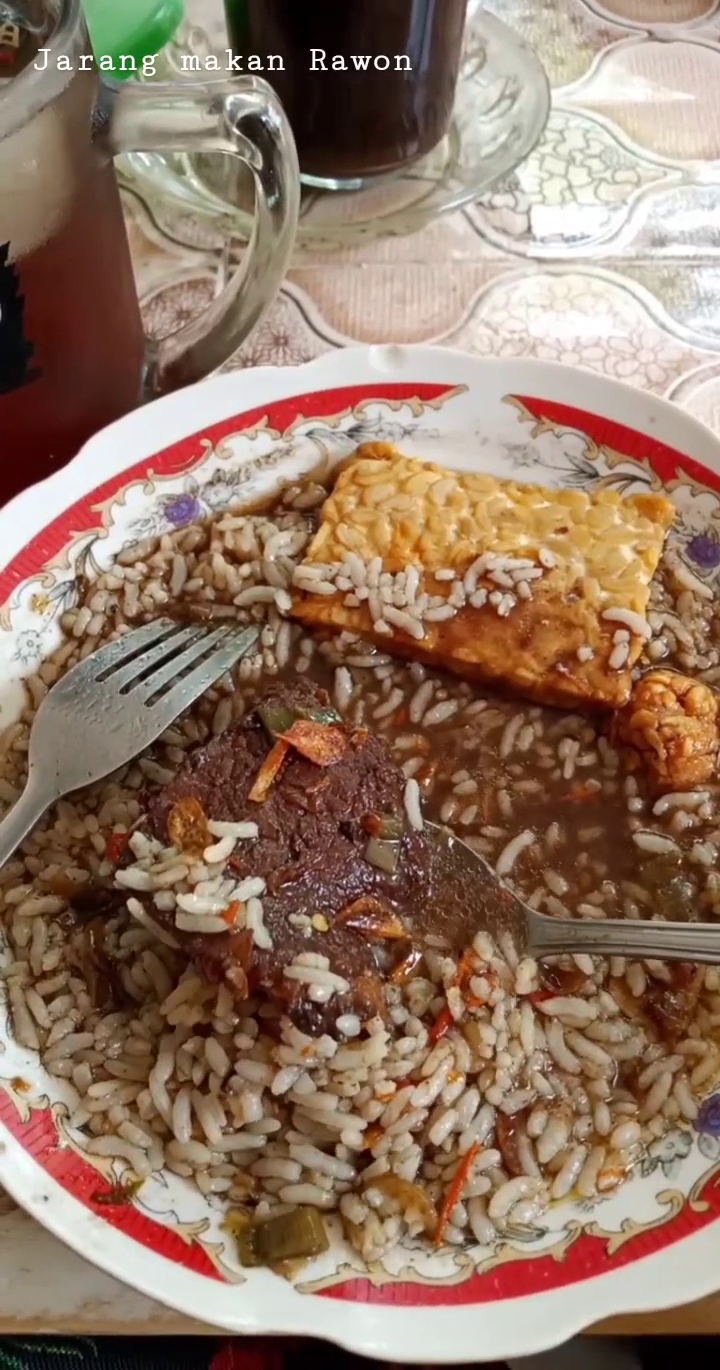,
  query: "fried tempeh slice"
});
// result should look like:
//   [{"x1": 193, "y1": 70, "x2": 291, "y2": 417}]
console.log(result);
[{"x1": 292, "y1": 442, "x2": 675, "y2": 710}]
